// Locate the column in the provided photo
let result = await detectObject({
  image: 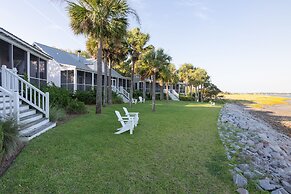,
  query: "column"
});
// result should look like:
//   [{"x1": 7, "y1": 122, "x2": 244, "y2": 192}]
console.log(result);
[
  {"x1": 125, "y1": 79, "x2": 128, "y2": 90},
  {"x1": 91, "y1": 72, "x2": 94, "y2": 90},
  {"x1": 9, "y1": 44, "x2": 13, "y2": 69},
  {"x1": 116, "y1": 78, "x2": 119, "y2": 88},
  {"x1": 27, "y1": 52, "x2": 30, "y2": 81},
  {"x1": 73, "y1": 69, "x2": 77, "y2": 91}
]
